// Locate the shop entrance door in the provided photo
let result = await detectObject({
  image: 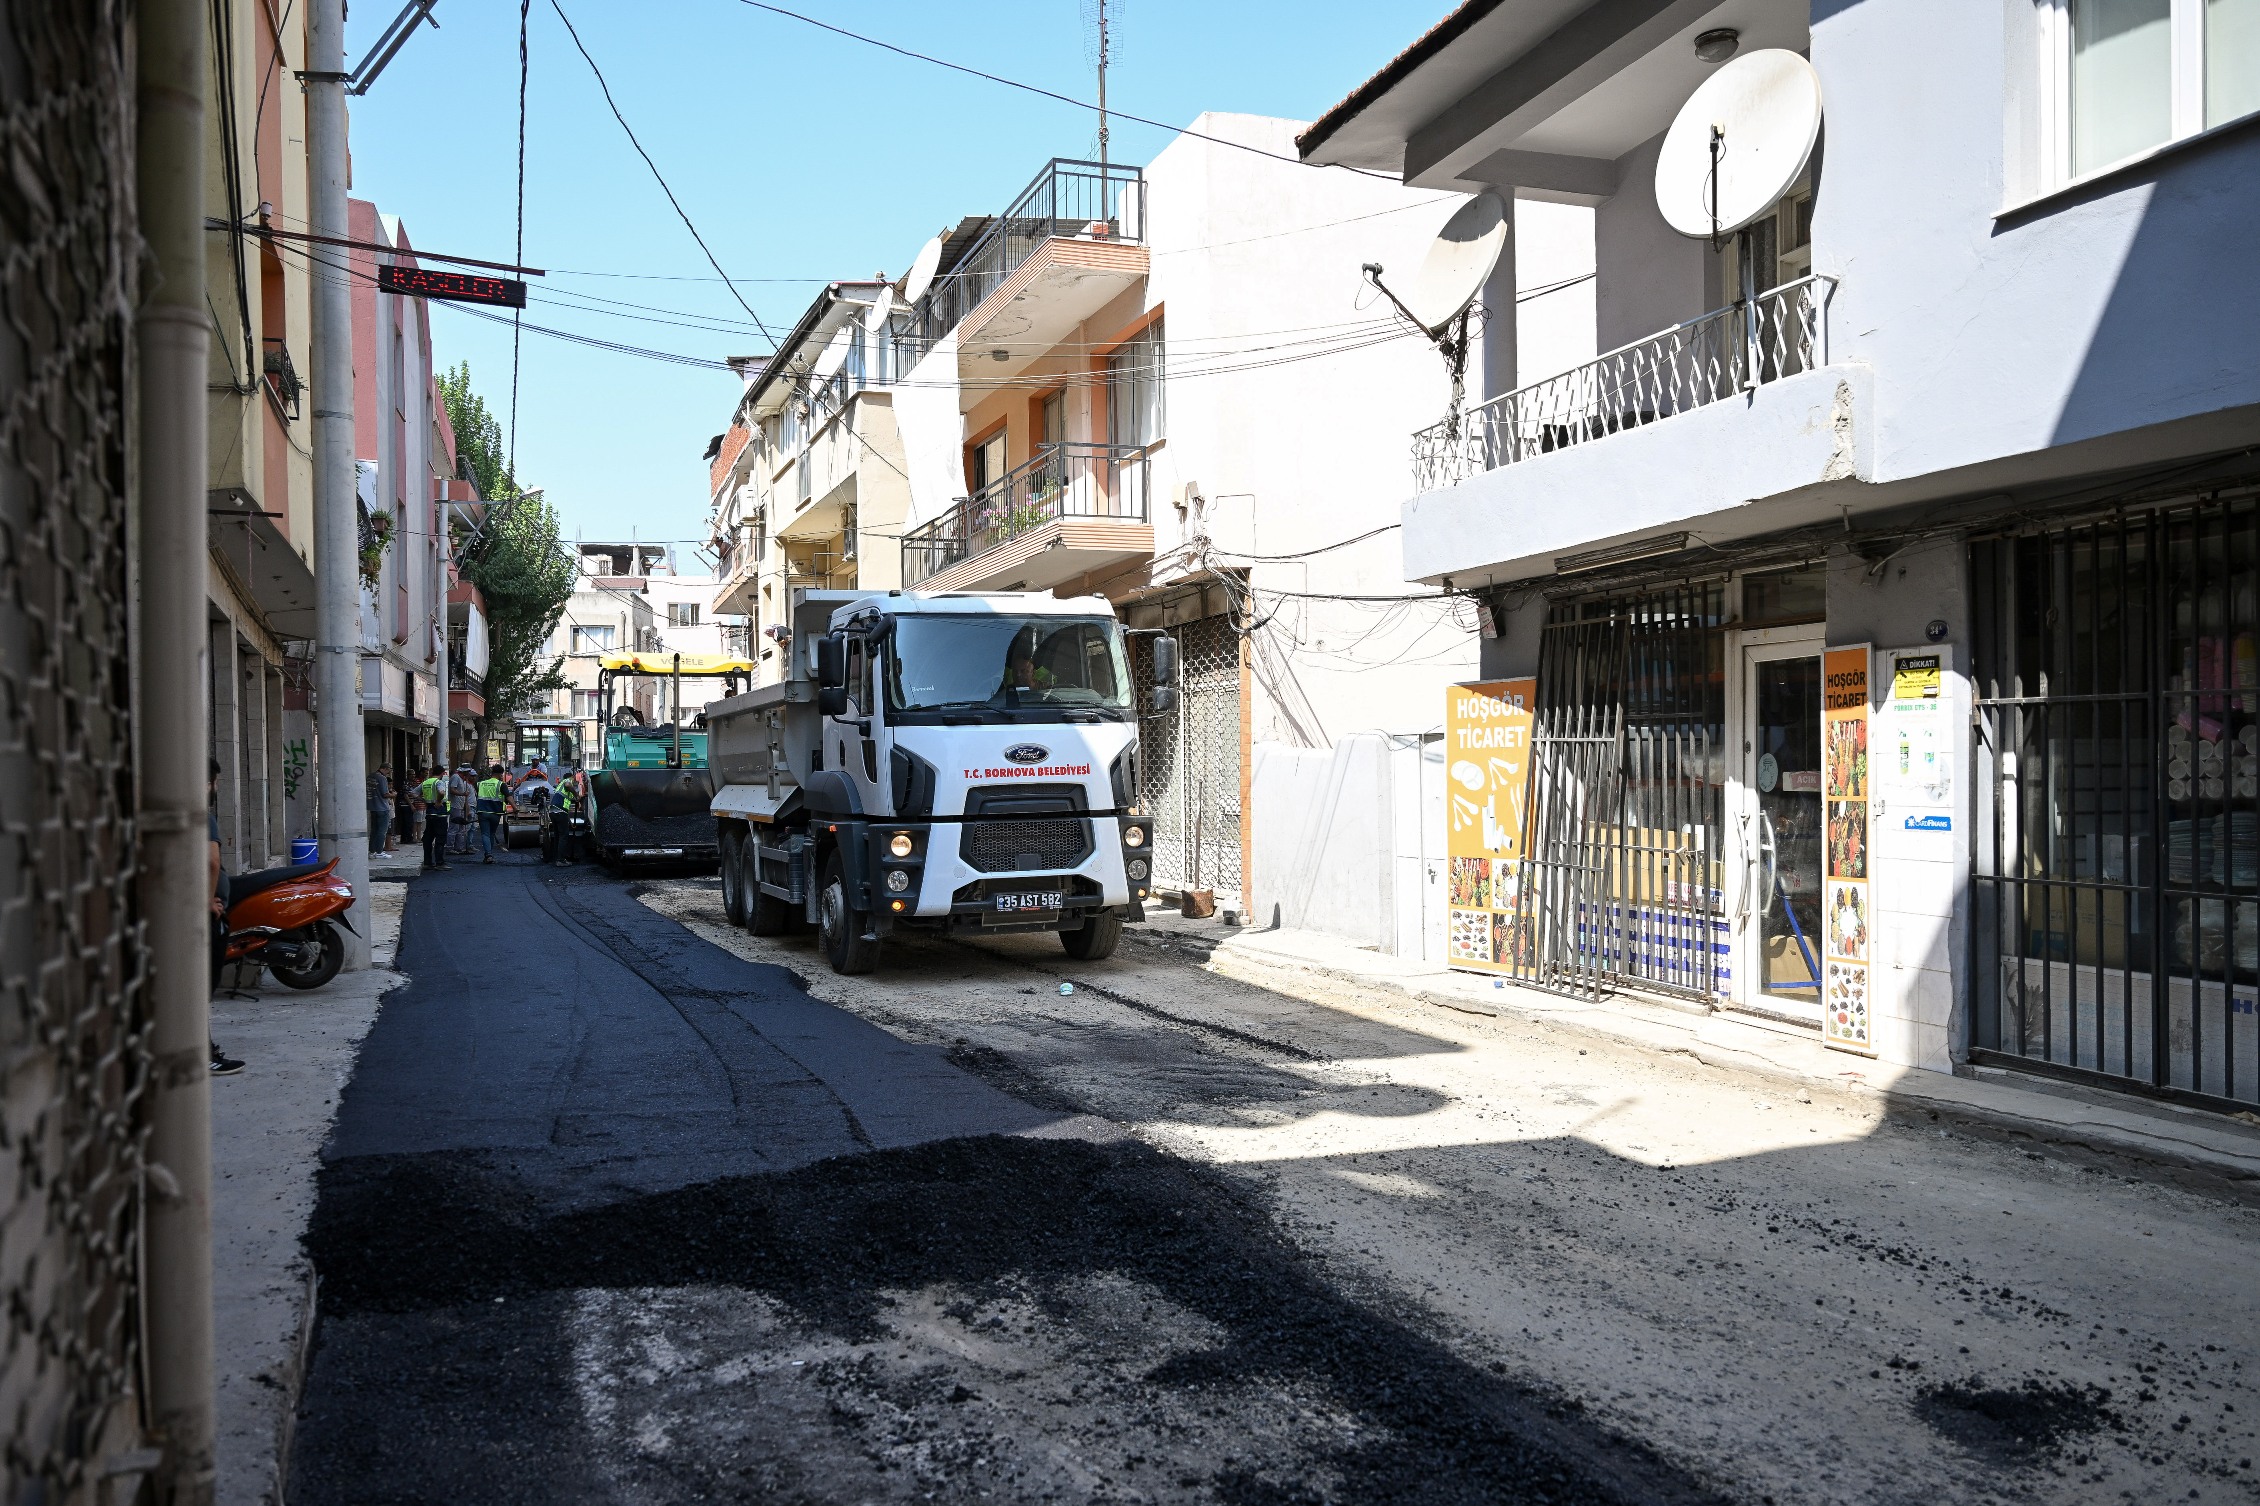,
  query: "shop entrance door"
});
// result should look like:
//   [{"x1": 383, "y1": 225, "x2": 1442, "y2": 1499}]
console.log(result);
[{"x1": 1735, "y1": 631, "x2": 1827, "y2": 1025}]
